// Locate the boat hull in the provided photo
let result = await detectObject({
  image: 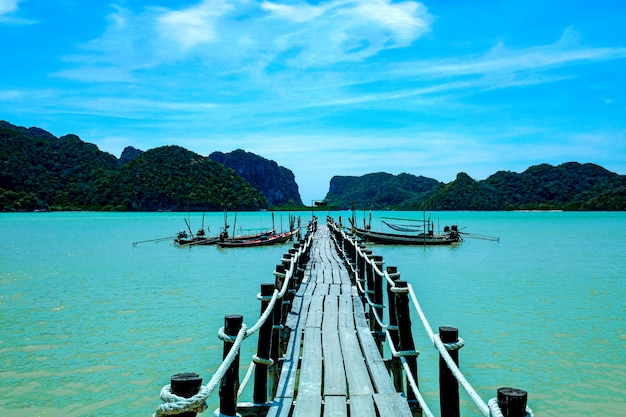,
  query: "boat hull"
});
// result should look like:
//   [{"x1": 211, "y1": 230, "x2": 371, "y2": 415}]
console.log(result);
[{"x1": 352, "y1": 227, "x2": 460, "y2": 245}]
